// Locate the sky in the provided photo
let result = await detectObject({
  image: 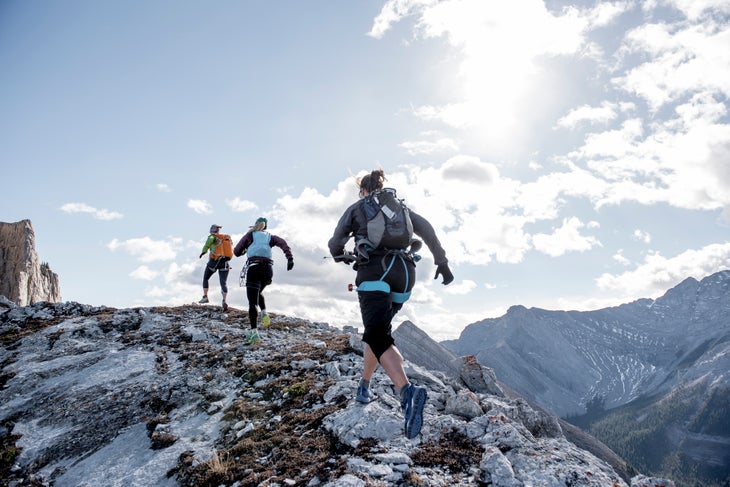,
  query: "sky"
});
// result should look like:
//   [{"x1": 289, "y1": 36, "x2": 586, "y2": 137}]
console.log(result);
[{"x1": 1, "y1": 0, "x2": 729, "y2": 341}]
